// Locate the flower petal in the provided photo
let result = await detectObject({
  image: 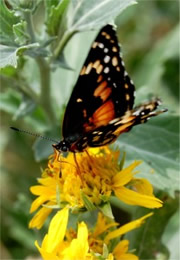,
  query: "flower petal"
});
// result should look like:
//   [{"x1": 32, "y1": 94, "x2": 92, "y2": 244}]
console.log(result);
[
  {"x1": 132, "y1": 178, "x2": 153, "y2": 196},
  {"x1": 30, "y1": 185, "x2": 55, "y2": 196},
  {"x1": 46, "y1": 207, "x2": 69, "y2": 253},
  {"x1": 114, "y1": 186, "x2": 163, "y2": 208},
  {"x1": 30, "y1": 195, "x2": 50, "y2": 213},
  {"x1": 105, "y1": 213, "x2": 153, "y2": 243},
  {"x1": 113, "y1": 161, "x2": 141, "y2": 187},
  {"x1": 118, "y1": 253, "x2": 139, "y2": 260},
  {"x1": 113, "y1": 240, "x2": 139, "y2": 260},
  {"x1": 113, "y1": 240, "x2": 129, "y2": 255},
  {"x1": 29, "y1": 206, "x2": 52, "y2": 229},
  {"x1": 35, "y1": 240, "x2": 59, "y2": 260},
  {"x1": 93, "y1": 212, "x2": 118, "y2": 237},
  {"x1": 62, "y1": 222, "x2": 89, "y2": 259}
]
